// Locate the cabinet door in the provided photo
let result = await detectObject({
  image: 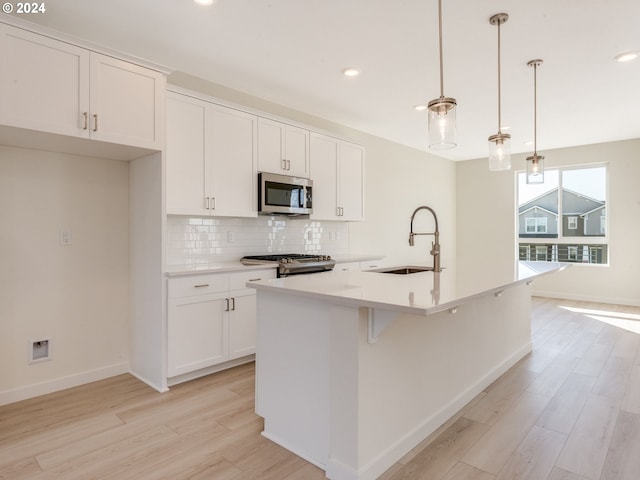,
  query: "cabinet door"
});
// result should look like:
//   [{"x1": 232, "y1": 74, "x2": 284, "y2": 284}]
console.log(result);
[
  {"x1": 167, "y1": 293, "x2": 228, "y2": 377},
  {"x1": 257, "y1": 118, "x2": 308, "y2": 177},
  {"x1": 166, "y1": 93, "x2": 208, "y2": 215},
  {"x1": 309, "y1": 132, "x2": 339, "y2": 220},
  {"x1": 0, "y1": 24, "x2": 90, "y2": 137},
  {"x1": 89, "y1": 53, "x2": 165, "y2": 149},
  {"x1": 284, "y1": 124, "x2": 309, "y2": 177},
  {"x1": 257, "y1": 117, "x2": 285, "y2": 174},
  {"x1": 228, "y1": 290, "x2": 257, "y2": 360},
  {"x1": 337, "y1": 141, "x2": 365, "y2": 221},
  {"x1": 208, "y1": 104, "x2": 257, "y2": 218}
]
